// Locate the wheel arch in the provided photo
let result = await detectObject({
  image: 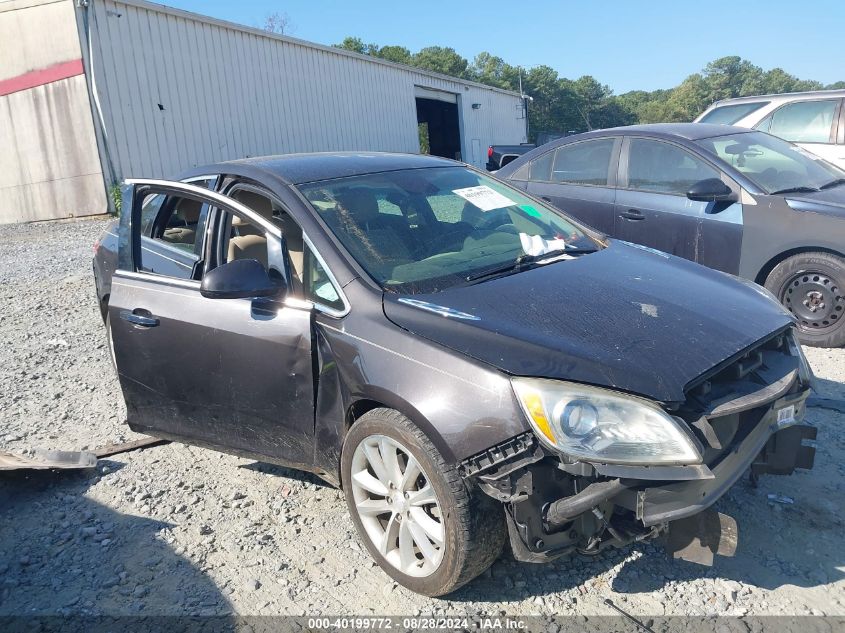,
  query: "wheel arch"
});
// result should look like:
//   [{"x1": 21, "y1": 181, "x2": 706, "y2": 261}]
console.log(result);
[
  {"x1": 754, "y1": 245, "x2": 845, "y2": 285},
  {"x1": 99, "y1": 293, "x2": 110, "y2": 322},
  {"x1": 338, "y1": 390, "x2": 457, "y2": 487}
]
